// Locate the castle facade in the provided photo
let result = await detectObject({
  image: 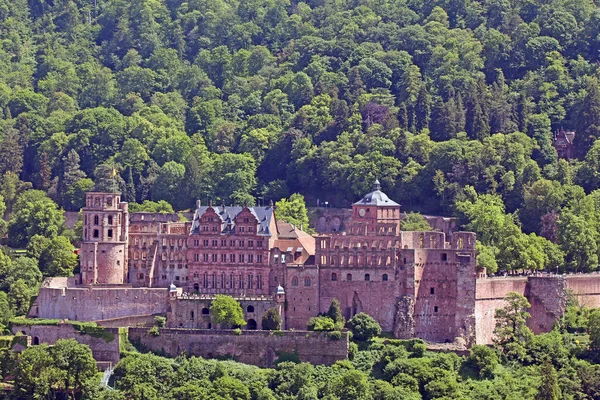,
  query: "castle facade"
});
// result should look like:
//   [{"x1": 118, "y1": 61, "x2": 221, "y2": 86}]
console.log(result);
[{"x1": 31, "y1": 183, "x2": 600, "y2": 346}]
